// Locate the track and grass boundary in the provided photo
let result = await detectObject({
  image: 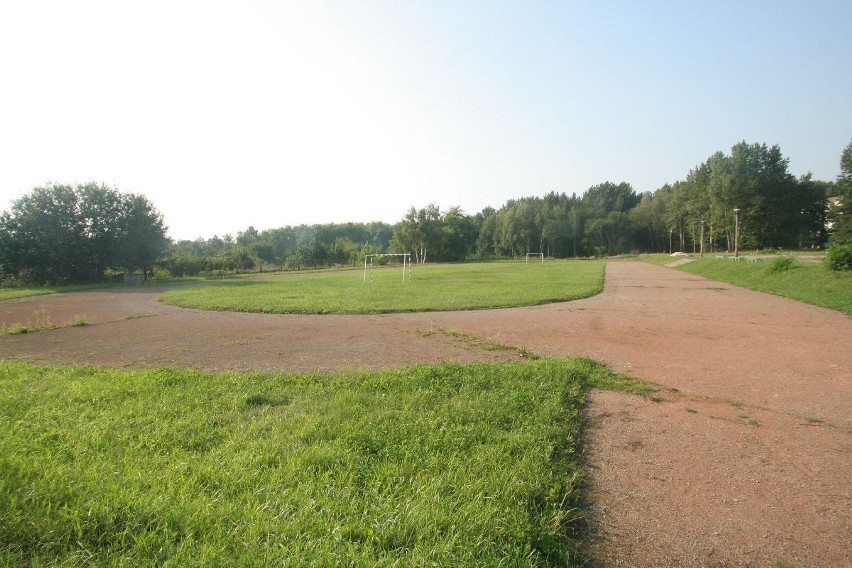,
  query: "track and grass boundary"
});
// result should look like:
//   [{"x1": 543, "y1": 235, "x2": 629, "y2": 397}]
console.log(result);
[
  {"x1": 639, "y1": 255, "x2": 852, "y2": 314},
  {"x1": 679, "y1": 258, "x2": 851, "y2": 314}
]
